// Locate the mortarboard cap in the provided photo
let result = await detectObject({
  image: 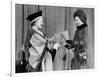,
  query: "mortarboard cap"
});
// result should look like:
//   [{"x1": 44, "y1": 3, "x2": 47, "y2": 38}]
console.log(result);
[{"x1": 26, "y1": 10, "x2": 42, "y2": 22}]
